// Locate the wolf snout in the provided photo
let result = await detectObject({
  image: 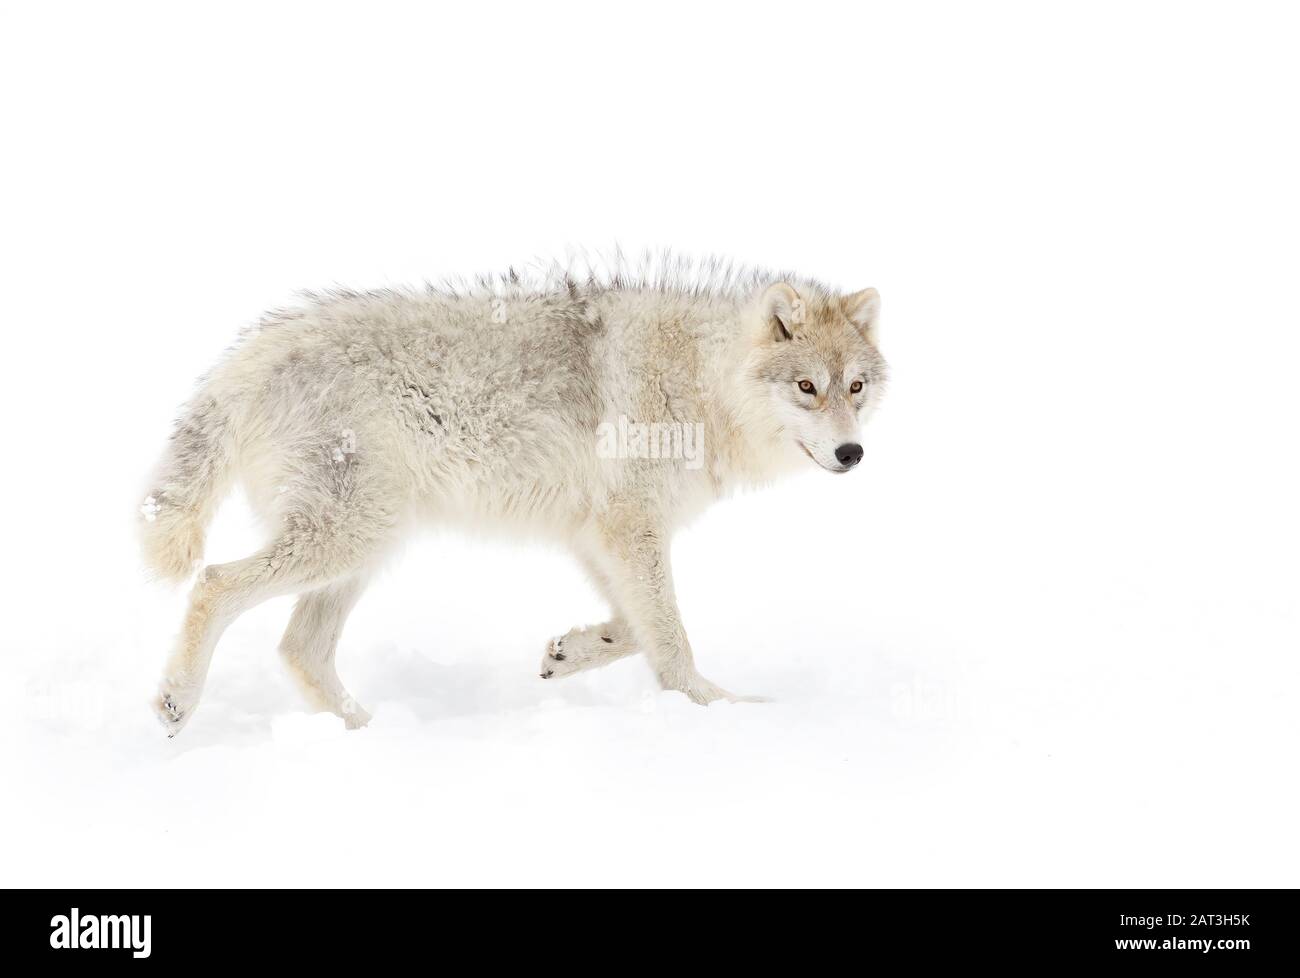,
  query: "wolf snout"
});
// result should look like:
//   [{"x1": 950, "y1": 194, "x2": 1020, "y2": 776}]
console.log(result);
[{"x1": 835, "y1": 443, "x2": 864, "y2": 468}]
